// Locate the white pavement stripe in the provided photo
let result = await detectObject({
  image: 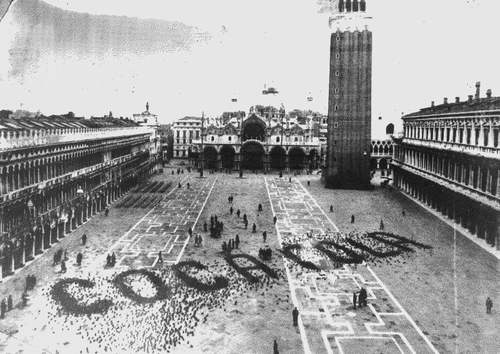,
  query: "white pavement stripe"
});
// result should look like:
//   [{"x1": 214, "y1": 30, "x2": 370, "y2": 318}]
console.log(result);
[
  {"x1": 296, "y1": 177, "x2": 439, "y2": 354},
  {"x1": 264, "y1": 176, "x2": 313, "y2": 354},
  {"x1": 267, "y1": 176, "x2": 440, "y2": 354},
  {"x1": 174, "y1": 176, "x2": 218, "y2": 264}
]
